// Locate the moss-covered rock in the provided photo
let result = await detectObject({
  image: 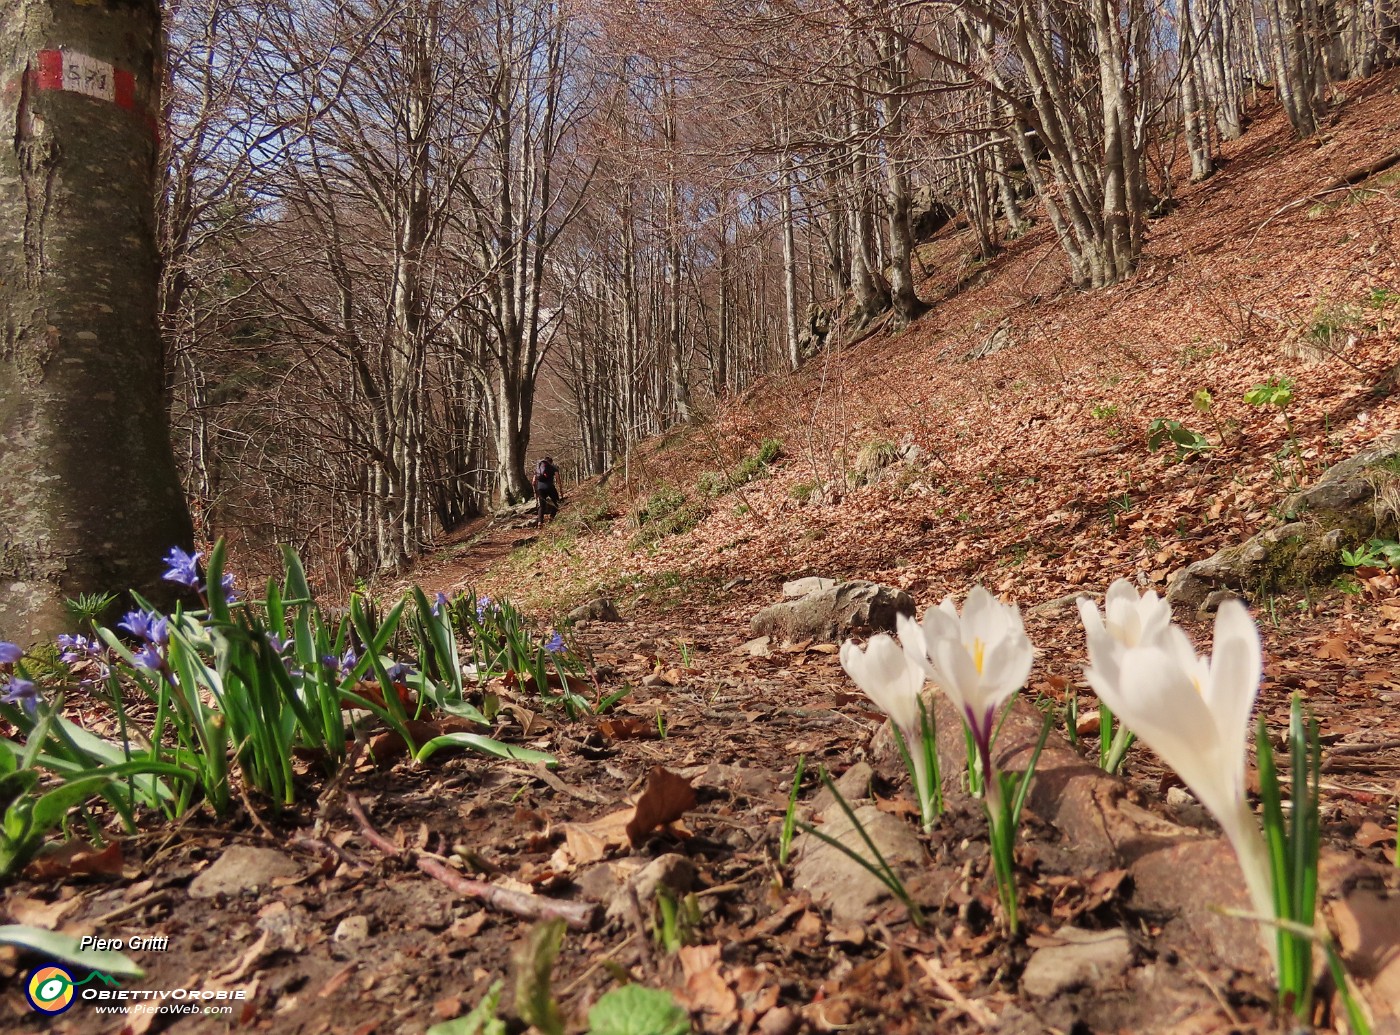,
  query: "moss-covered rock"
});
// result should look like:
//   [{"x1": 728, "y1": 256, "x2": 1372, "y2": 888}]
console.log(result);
[{"x1": 1167, "y1": 432, "x2": 1400, "y2": 609}]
